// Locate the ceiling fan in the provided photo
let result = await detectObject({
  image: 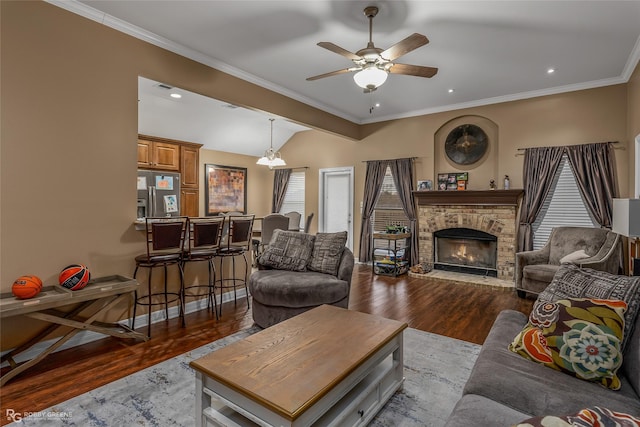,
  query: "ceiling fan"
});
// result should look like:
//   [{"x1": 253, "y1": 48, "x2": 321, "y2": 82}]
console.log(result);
[{"x1": 307, "y1": 5, "x2": 438, "y2": 93}]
